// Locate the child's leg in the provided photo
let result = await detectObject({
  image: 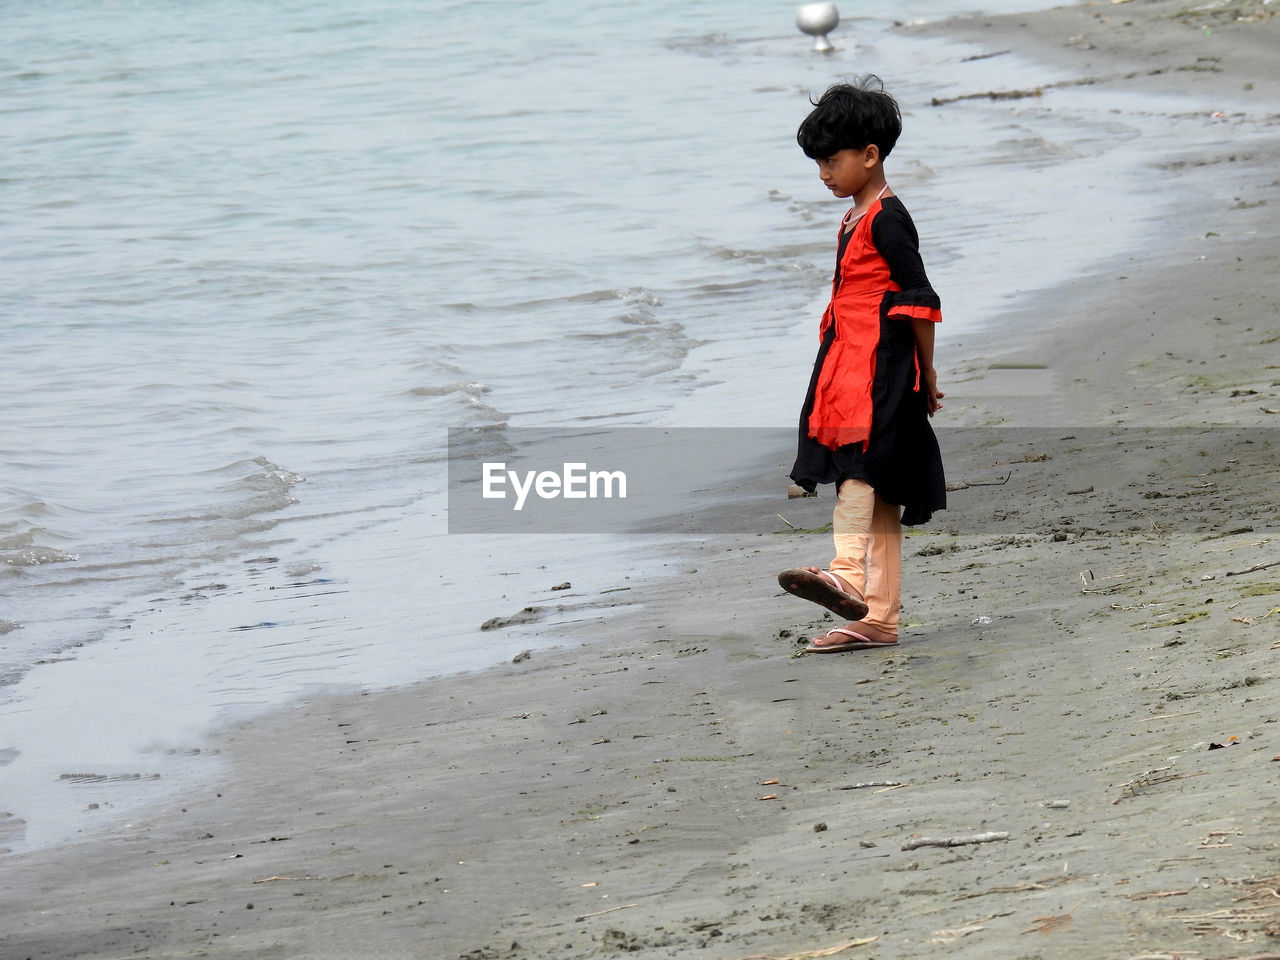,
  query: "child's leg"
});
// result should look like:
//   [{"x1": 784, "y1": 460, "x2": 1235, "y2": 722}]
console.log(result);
[
  {"x1": 862, "y1": 492, "x2": 903, "y2": 634},
  {"x1": 829, "y1": 478, "x2": 874, "y2": 599},
  {"x1": 803, "y1": 479, "x2": 900, "y2": 650}
]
